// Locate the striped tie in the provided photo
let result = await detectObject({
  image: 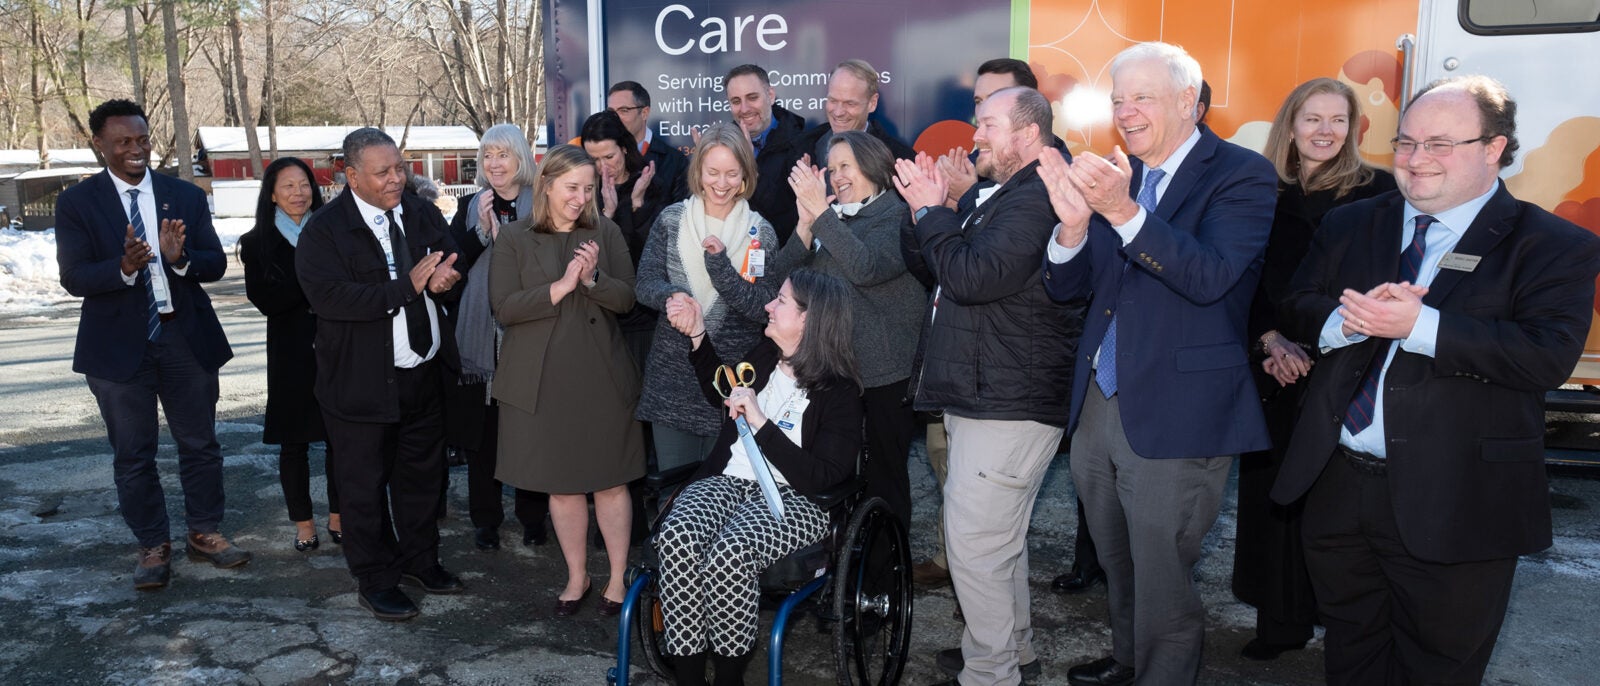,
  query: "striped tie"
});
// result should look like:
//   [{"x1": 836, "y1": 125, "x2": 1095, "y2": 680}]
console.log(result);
[
  {"x1": 1343, "y1": 214, "x2": 1436, "y2": 435},
  {"x1": 1095, "y1": 167, "x2": 1165, "y2": 398},
  {"x1": 128, "y1": 188, "x2": 160, "y2": 340}
]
